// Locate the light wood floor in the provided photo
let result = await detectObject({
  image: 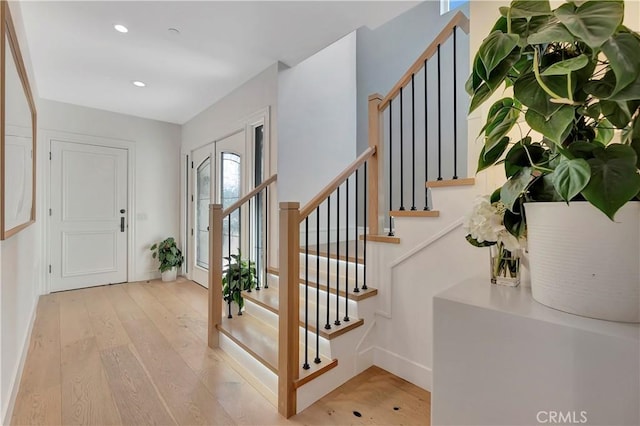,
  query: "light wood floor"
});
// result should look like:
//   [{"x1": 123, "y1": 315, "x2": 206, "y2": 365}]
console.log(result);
[{"x1": 10, "y1": 278, "x2": 430, "y2": 425}]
